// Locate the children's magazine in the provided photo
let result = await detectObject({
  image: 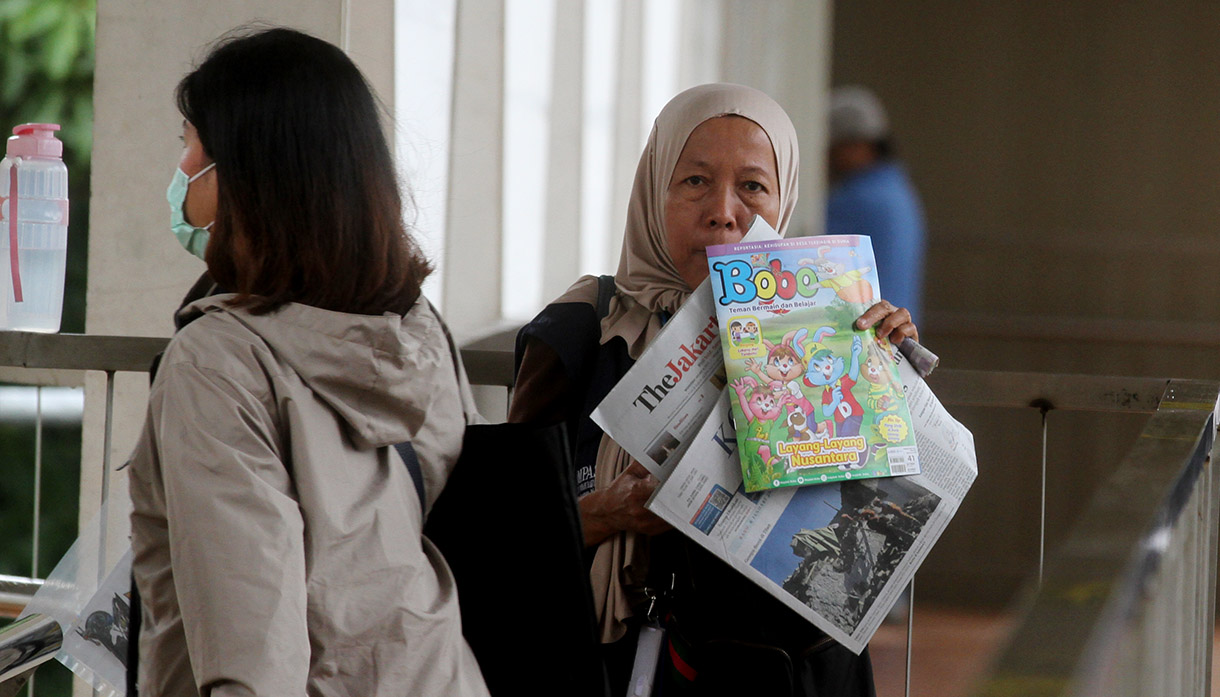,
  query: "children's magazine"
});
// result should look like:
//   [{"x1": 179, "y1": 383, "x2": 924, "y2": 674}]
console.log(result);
[{"x1": 706, "y1": 235, "x2": 921, "y2": 492}]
